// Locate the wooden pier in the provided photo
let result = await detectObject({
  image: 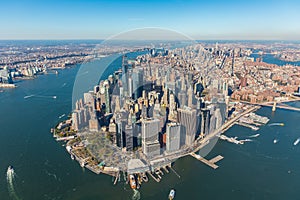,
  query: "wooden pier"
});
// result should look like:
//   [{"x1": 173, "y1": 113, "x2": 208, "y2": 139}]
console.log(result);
[{"x1": 189, "y1": 152, "x2": 224, "y2": 169}]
